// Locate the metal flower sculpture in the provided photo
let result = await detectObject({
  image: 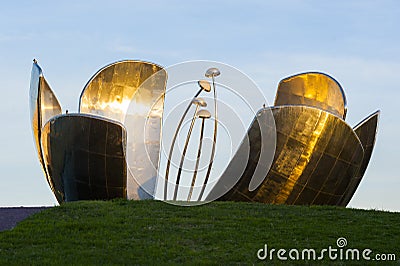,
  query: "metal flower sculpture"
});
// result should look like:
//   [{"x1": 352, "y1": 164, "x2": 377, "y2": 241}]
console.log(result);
[
  {"x1": 208, "y1": 72, "x2": 379, "y2": 206},
  {"x1": 30, "y1": 60, "x2": 378, "y2": 207},
  {"x1": 29, "y1": 60, "x2": 167, "y2": 203}
]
